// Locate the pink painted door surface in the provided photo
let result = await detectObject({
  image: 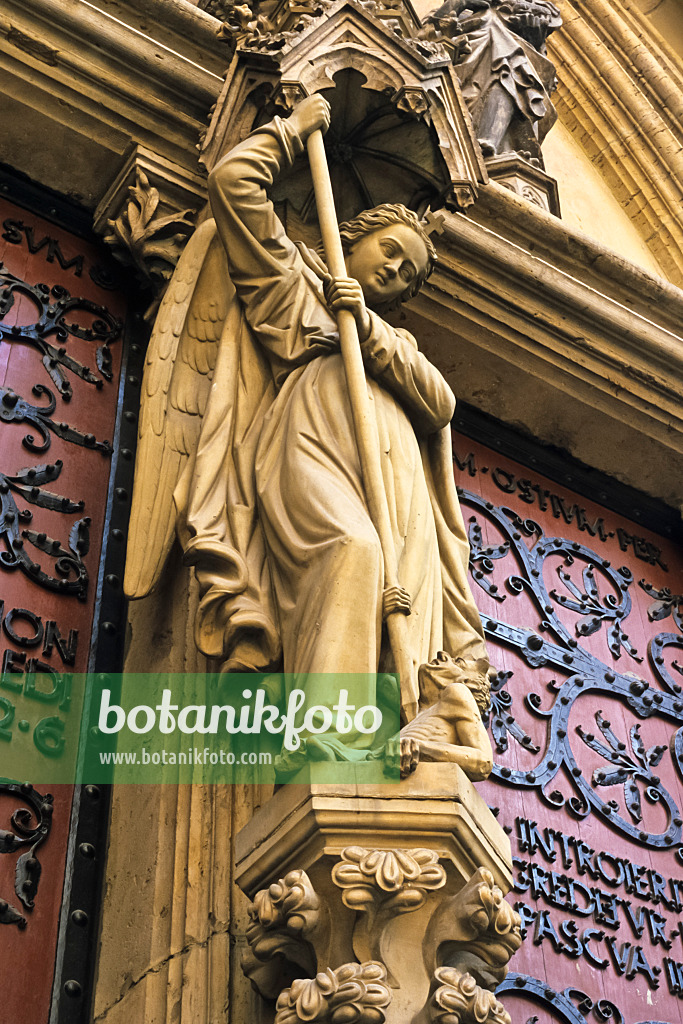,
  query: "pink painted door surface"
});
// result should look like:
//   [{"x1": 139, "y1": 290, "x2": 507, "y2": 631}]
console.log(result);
[
  {"x1": 453, "y1": 431, "x2": 683, "y2": 1024},
  {"x1": 0, "y1": 199, "x2": 126, "y2": 1021}
]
